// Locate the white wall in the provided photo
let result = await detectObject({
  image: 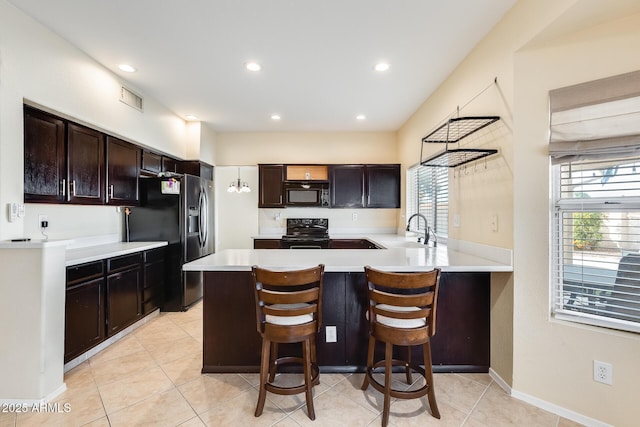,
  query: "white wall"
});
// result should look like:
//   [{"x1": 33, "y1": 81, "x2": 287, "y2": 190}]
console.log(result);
[
  {"x1": 397, "y1": 0, "x2": 640, "y2": 425},
  {"x1": 0, "y1": 0, "x2": 190, "y2": 241},
  {"x1": 513, "y1": 7, "x2": 640, "y2": 427},
  {"x1": 215, "y1": 166, "x2": 259, "y2": 250}
]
